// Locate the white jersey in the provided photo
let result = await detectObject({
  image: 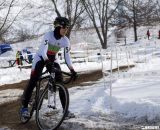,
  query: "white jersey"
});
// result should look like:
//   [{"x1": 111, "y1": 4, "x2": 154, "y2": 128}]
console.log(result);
[{"x1": 34, "y1": 31, "x2": 73, "y2": 69}]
